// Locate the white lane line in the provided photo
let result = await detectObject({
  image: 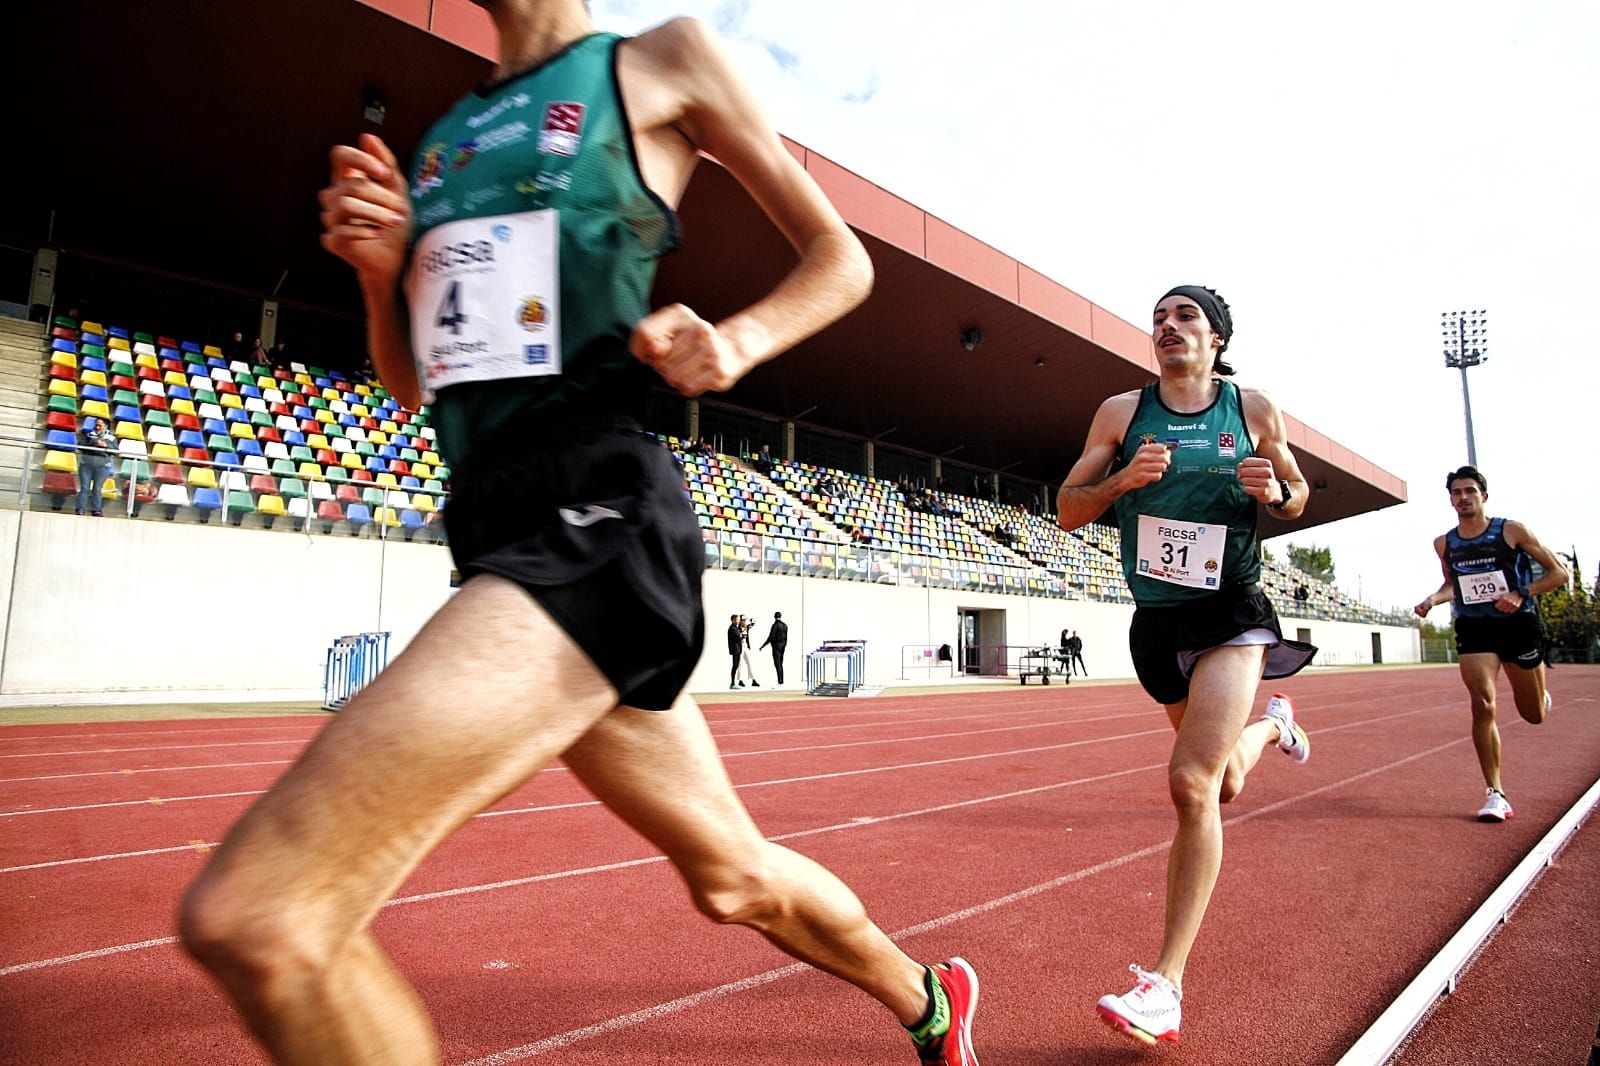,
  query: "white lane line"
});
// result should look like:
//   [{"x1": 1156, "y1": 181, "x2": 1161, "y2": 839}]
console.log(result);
[
  {"x1": 2, "y1": 842, "x2": 219, "y2": 873},
  {"x1": 0, "y1": 723, "x2": 320, "y2": 743},
  {"x1": 0, "y1": 760, "x2": 293, "y2": 784},
  {"x1": 0, "y1": 731, "x2": 1472, "y2": 980},
  {"x1": 457, "y1": 737, "x2": 1473, "y2": 1063},
  {"x1": 0, "y1": 739, "x2": 306, "y2": 760},
  {"x1": 0, "y1": 791, "x2": 266, "y2": 818}
]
